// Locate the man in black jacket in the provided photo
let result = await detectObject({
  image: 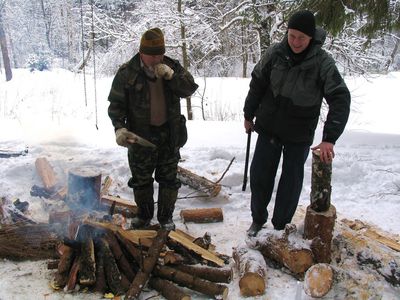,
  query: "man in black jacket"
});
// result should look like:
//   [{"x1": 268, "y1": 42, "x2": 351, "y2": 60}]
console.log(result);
[
  {"x1": 108, "y1": 28, "x2": 198, "y2": 230},
  {"x1": 243, "y1": 10, "x2": 350, "y2": 237}
]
